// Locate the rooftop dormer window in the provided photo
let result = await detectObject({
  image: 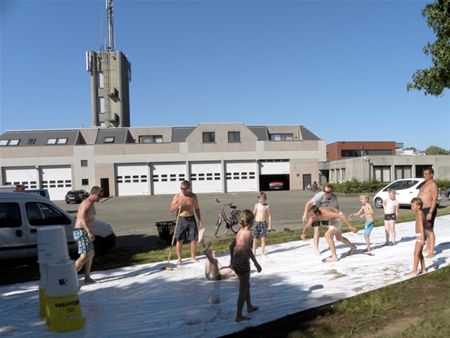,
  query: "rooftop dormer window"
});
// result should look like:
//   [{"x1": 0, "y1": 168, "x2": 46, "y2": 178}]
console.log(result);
[{"x1": 202, "y1": 132, "x2": 215, "y2": 143}]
